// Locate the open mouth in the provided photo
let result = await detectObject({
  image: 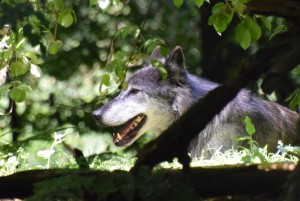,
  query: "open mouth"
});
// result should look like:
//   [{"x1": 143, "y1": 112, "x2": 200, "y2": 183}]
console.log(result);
[{"x1": 113, "y1": 114, "x2": 147, "y2": 146}]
